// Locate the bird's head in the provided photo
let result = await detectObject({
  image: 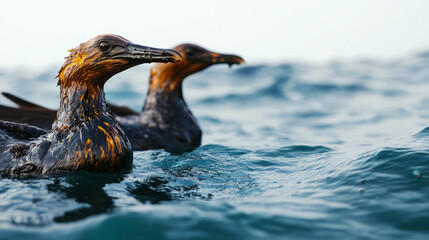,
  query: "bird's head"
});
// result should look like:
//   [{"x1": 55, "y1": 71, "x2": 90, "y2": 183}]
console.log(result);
[
  {"x1": 149, "y1": 43, "x2": 244, "y2": 92},
  {"x1": 58, "y1": 34, "x2": 183, "y2": 88}
]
